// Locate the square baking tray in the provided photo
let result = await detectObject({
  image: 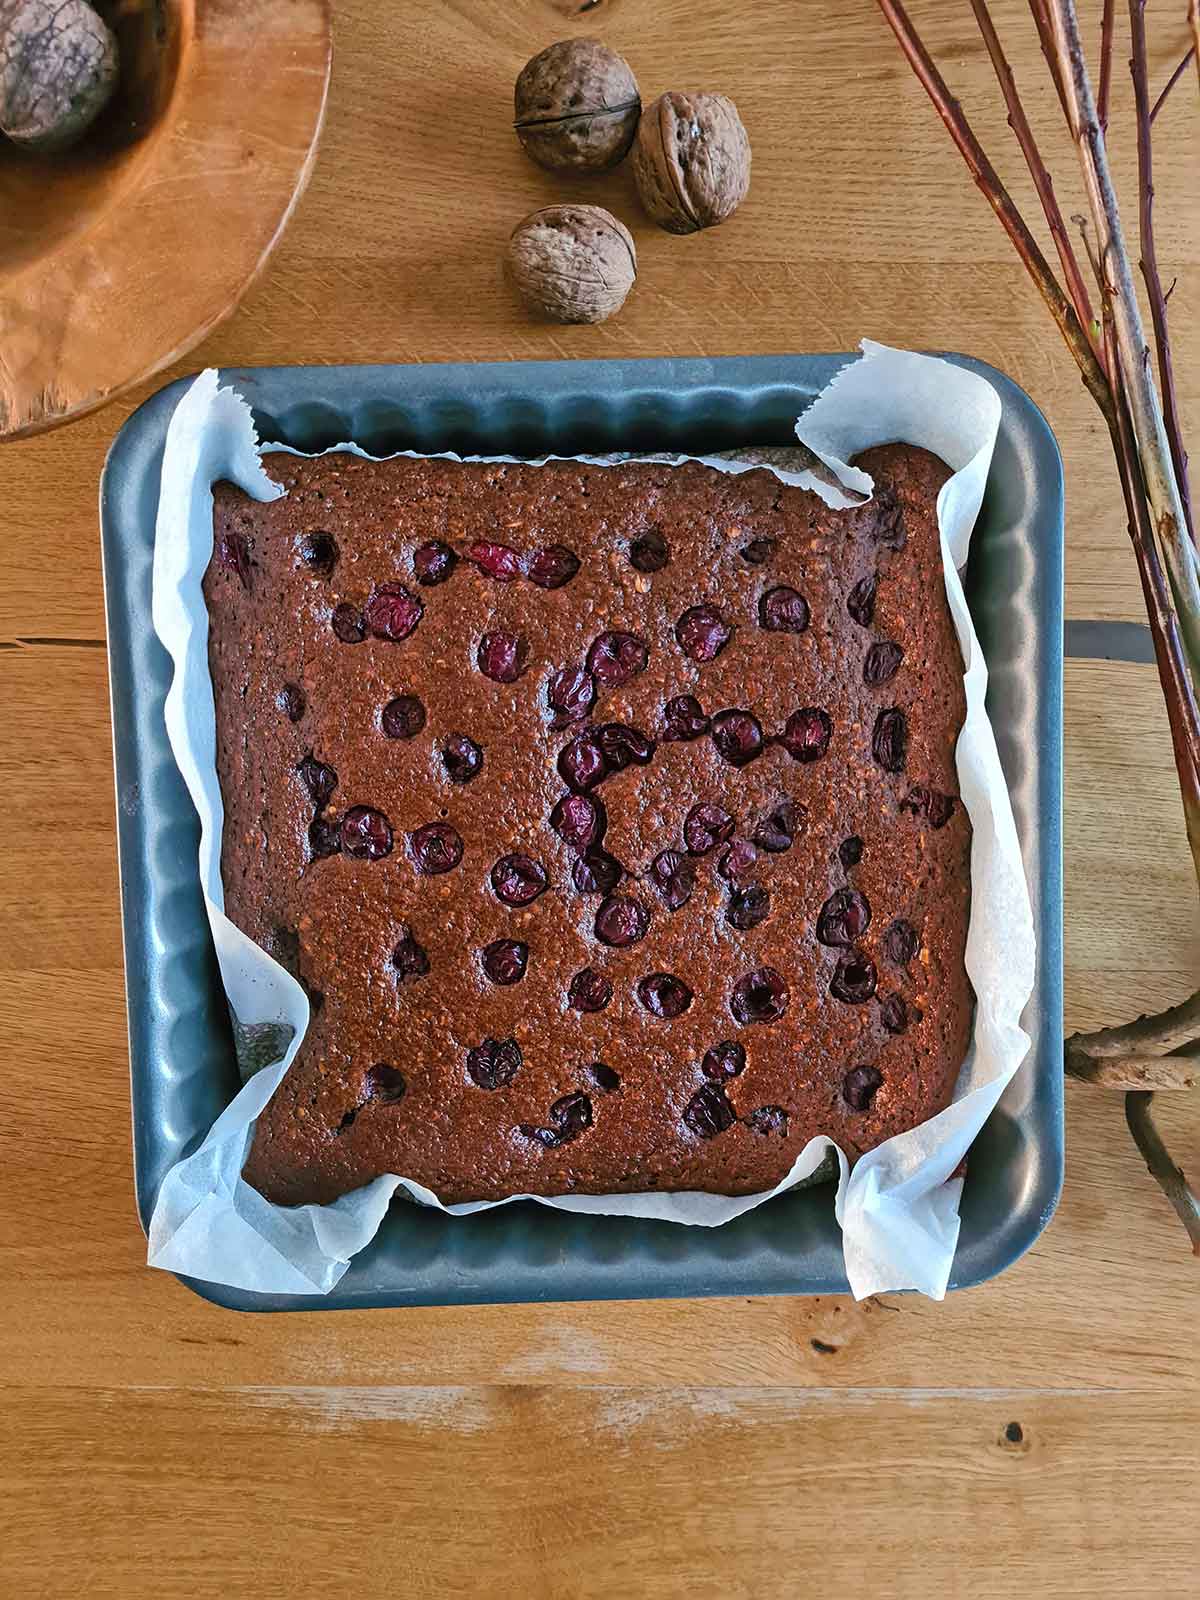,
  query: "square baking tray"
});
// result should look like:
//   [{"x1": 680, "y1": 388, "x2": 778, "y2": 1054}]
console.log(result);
[{"x1": 101, "y1": 353, "x2": 1063, "y2": 1311}]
